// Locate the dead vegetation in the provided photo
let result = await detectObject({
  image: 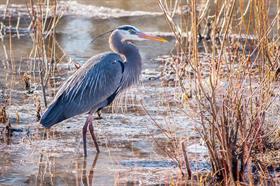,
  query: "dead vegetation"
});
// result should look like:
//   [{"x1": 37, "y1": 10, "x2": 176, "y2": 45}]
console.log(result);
[
  {"x1": 0, "y1": 105, "x2": 7, "y2": 123},
  {"x1": 0, "y1": 0, "x2": 65, "y2": 125},
  {"x1": 158, "y1": 0, "x2": 280, "y2": 184},
  {"x1": 0, "y1": 0, "x2": 279, "y2": 184}
]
